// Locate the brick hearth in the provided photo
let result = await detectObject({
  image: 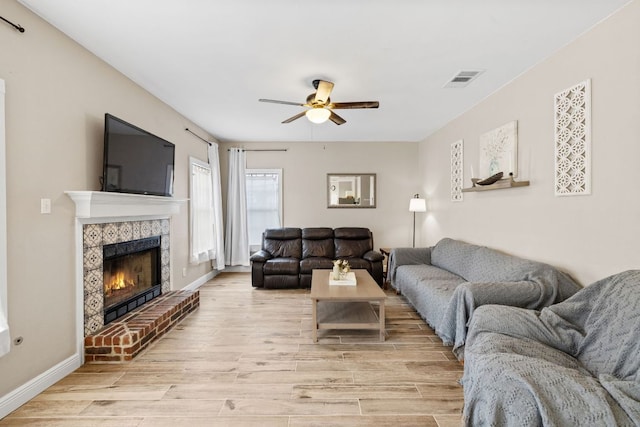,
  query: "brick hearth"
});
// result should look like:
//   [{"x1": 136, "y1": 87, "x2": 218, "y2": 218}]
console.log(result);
[{"x1": 84, "y1": 290, "x2": 199, "y2": 362}]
